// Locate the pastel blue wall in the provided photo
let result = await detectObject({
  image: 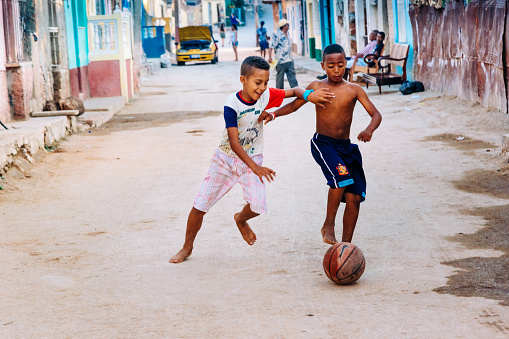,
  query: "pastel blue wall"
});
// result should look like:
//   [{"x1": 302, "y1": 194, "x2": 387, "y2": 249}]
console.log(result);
[
  {"x1": 65, "y1": 0, "x2": 89, "y2": 70},
  {"x1": 392, "y1": 0, "x2": 413, "y2": 80}
]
